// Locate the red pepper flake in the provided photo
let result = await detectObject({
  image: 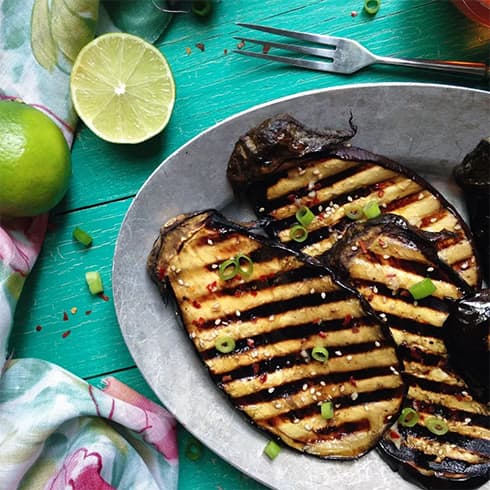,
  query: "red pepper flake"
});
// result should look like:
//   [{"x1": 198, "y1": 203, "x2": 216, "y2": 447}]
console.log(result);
[
  {"x1": 192, "y1": 317, "x2": 206, "y2": 328},
  {"x1": 157, "y1": 266, "x2": 166, "y2": 280},
  {"x1": 349, "y1": 376, "x2": 358, "y2": 387},
  {"x1": 98, "y1": 293, "x2": 110, "y2": 302},
  {"x1": 195, "y1": 42, "x2": 205, "y2": 52},
  {"x1": 85, "y1": 310, "x2": 92, "y2": 315},
  {"x1": 224, "y1": 48, "x2": 228, "y2": 55},
  {"x1": 62, "y1": 330, "x2": 71, "y2": 338},
  {"x1": 250, "y1": 290, "x2": 258, "y2": 297},
  {"x1": 389, "y1": 430, "x2": 400, "y2": 440},
  {"x1": 342, "y1": 314, "x2": 352, "y2": 327},
  {"x1": 252, "y1": 363, "x2": 260, "y2": 375},
  {"x1": 185, "y1": 47, "x2": 191, "y2": 55},
  {"x1": 377, "y1": 189, "x2": 385, "y2": 198},
  {"x1": 63, "y1": 311, "x2": 69, "y2": 321},
  {"x1": 258, "y1": 273, "x2": 275, "y2": 281},
  {"x1": 262, "y1": 43, "x2": 271, "y2": 54},
  {"x1": 351, "y1": 325, "x2": 360, "y2": 333},
  {"x1": 206, "y1": 281, "x2": 217, "y2": 293},
  {"x1": 35, "y1": 325, "x2": 42, "y2": 332},
  {"x1": 287, "y1": 193, "x2": 297, "y2": 203},
  {"x1": 358, "y1": 240, "x2": 368, "y2": 254},
  {"x1": 237, "y1": 39, "x2": 245, "y2": 49},
  {"x1": 246, "y1": 338, "x2": 255, "y2": 347},
  {"x1": 259, "y1": 373, "x2": 268, "y2": 383},
  {"x1": 318, "y1": 330, "x2": 327, "y2": 338},
  {"x1": 351, "y1": 10, "x2": 358, "y2": 17},
  {"x1": 192, "y1": 300, "x2": 202, "y2": 309},
  {"x1": 233, "y1": 289, "x2": 244, "y2": 297},
  {"x1": 221, "y1": 375, "x2": 232, "y2": 383}
]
